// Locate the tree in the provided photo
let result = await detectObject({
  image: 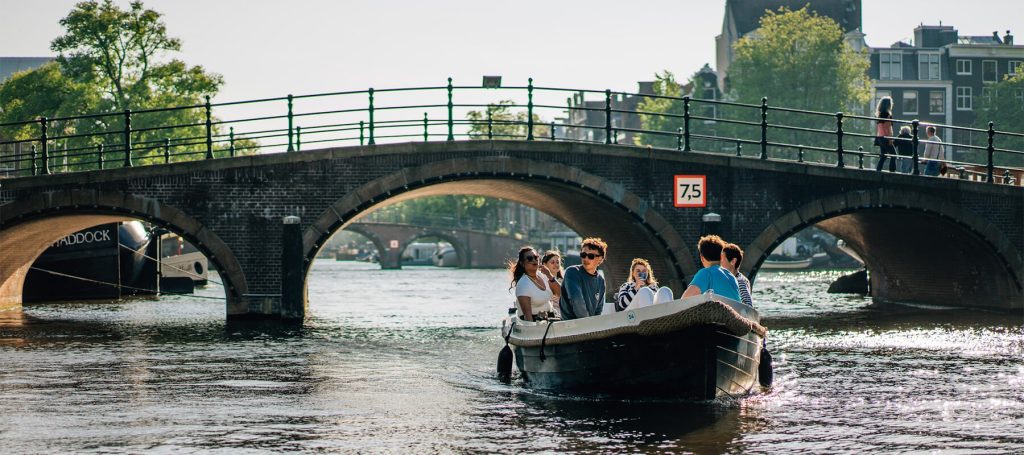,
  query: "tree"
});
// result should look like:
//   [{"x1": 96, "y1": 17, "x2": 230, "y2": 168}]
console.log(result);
[
  {"x1": 973, "y1": 73, "x2": 1024, "y2": 167},
  {"x1": 726, "y1": 6, "x2": 871, "y2": 161},
  {"x1": 466, "y1": 100, "x2": 549, "y2": 140},
  {"x1": 634, "y1": 71, "x2": 685, "y2": 148},
  {"x1": 0, "y1": 0, "x2": 248, "y2": 171}
]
